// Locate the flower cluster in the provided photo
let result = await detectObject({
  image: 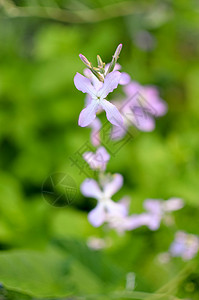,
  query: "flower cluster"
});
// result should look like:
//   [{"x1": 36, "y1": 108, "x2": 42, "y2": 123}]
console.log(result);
[
  {"x1": 74, "y1": 45, "x2": 196, "y2": 261},
  {"x1": 74, "y1": 44, "x2": 167, "y2": 145},
  {"x1": 169, "y1": 231, "x2": 199, "y2": 260}
]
